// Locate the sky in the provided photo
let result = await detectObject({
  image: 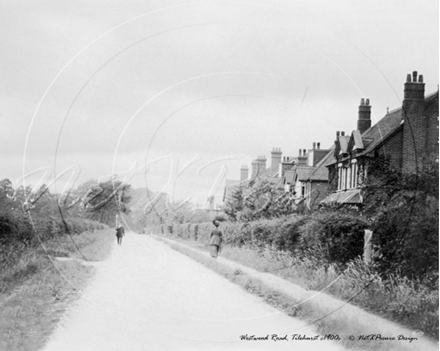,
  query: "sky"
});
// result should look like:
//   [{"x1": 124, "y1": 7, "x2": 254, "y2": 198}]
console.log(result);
[{"x1": 0, "y1": 0, "x2": 438, "y2": 208}]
